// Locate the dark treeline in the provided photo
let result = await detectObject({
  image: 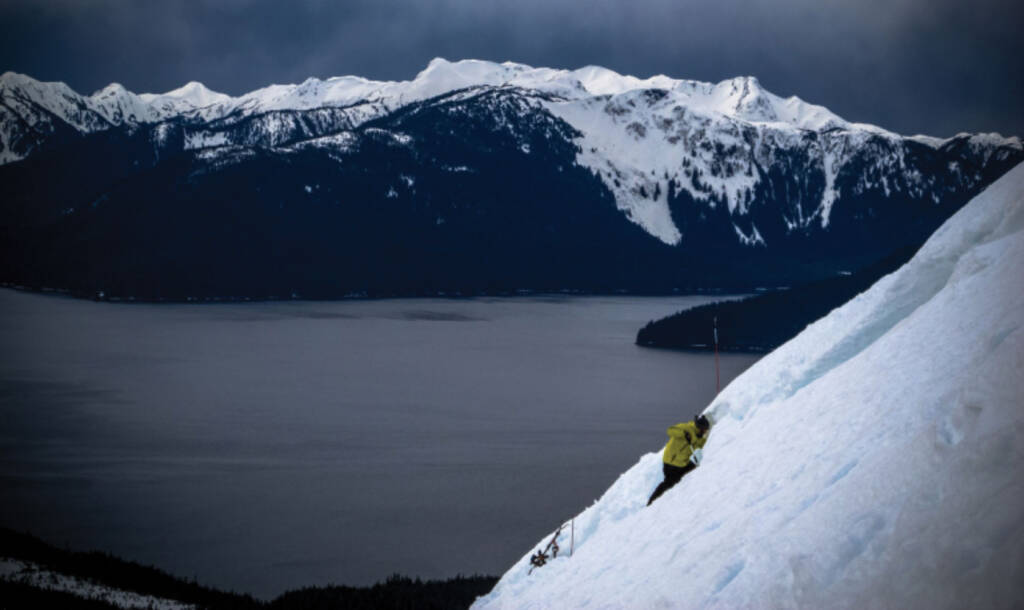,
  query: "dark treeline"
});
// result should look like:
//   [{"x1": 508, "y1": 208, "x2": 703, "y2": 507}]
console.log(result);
[
  {"x1": 0, "y1": 580, "x2": 122, "y2": 610},
  {"x1": 0, "y1": 527, "x2": 497, "y2": 610},
  {"x1": 0, "y1": 527, "x2": 259, "y2": 609},
  {"x1": 268, "y1": 575, "x2": 499, "y2": 610},
  {"x1": 636, "y1": 244, "x2": 921, "y2": 352}
]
